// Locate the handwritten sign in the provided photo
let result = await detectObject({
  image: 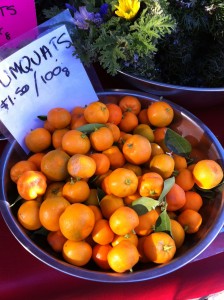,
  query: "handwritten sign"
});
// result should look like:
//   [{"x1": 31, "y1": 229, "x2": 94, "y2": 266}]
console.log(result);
[
  {"x1": 0, "y1": 0, "x2": 37, "y2": 47},
  {"x1": 0, "y1": 25, "x2": 99, "y2": 153}
]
